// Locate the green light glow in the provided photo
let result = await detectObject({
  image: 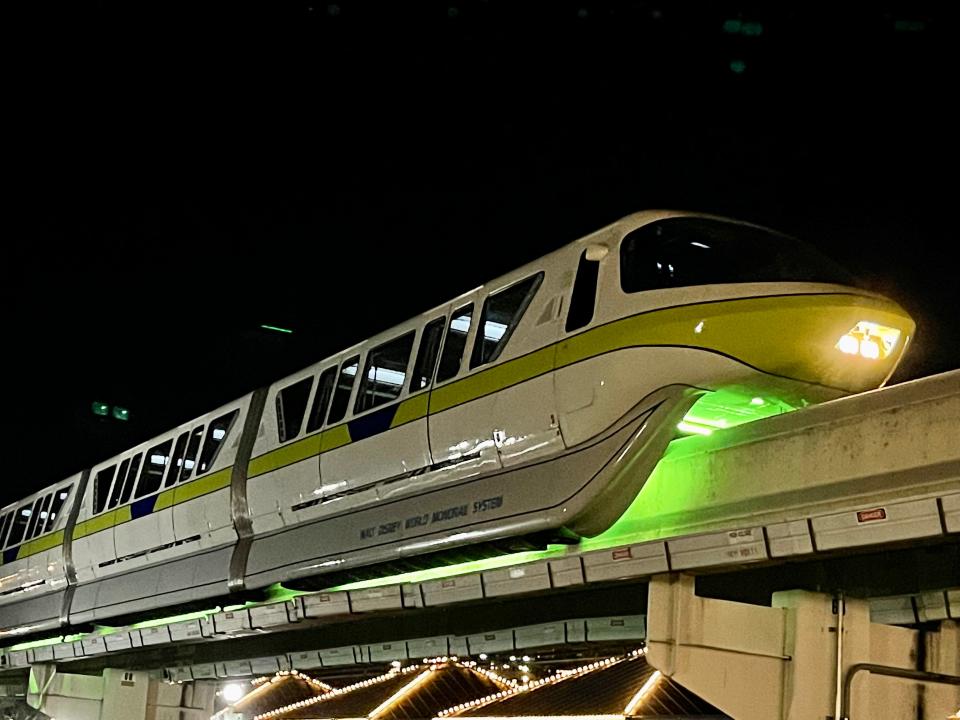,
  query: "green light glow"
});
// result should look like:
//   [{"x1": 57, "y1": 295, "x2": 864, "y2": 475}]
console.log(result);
[
  {"x1": 676, "y1": 388, "x2": 796, "y2": 437},
  {"x1": 265, "y1": 583, "x2": 309, "y2": 603},
  {"x1": 261, "y1": 324, "x2": 294, "y2": 334},
  {"x1": 92, "y1": 401, "x2": 110, "y2": 417},
  {"x1": 7, "y1": 635, "x2": 64, "y2": 652},
  {"x1": 130, "y1": 607, "x2": 220, "y2": 630}
]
